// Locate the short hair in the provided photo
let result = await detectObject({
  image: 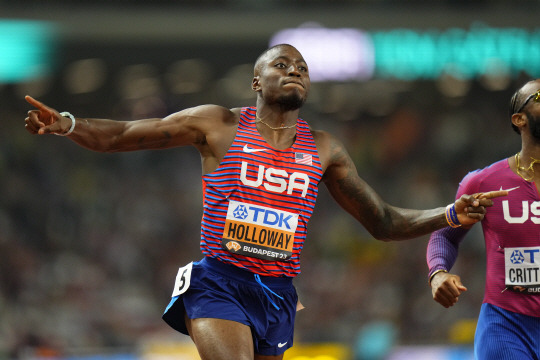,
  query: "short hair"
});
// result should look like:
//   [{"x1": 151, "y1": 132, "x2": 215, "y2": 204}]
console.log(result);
[
  {"x1": 509, "y1": 89, "x2": 521, "y2": 134},
  {"x1": 253, "y1": 44, "x2": 297, "y2": 76},
  {"x1": 508, "y1": 80, "x2": 540, "y2": 135}
]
